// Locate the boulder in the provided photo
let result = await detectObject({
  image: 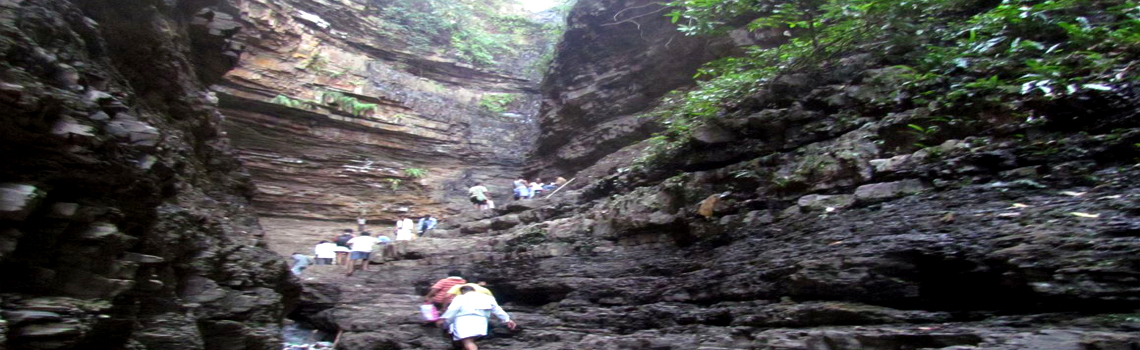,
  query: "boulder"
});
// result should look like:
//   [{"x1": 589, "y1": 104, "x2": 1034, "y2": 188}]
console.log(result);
[
  {"x1": 854, "y1": 179, "x2": 929, "y2": 203},
  {"x1": 691, "y1": 123, "x2": 738, "y2": 145},
  {"x1": 459, "y1": 220, "x2": 492, "y2": 234},
  {"x1": 0, "y1": 184, "x2": 43, "y2": 221},
  {"x1": 490, "y1": 214, "x2": 521, "y2": 231}
]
